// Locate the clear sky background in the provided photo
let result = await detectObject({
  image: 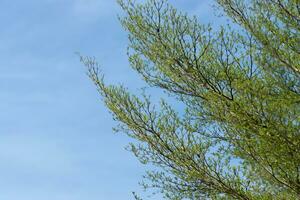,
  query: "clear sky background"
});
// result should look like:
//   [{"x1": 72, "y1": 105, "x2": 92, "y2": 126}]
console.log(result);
[{"x1": 0, "y1": 0, "x2": 220, "y2": 199}]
